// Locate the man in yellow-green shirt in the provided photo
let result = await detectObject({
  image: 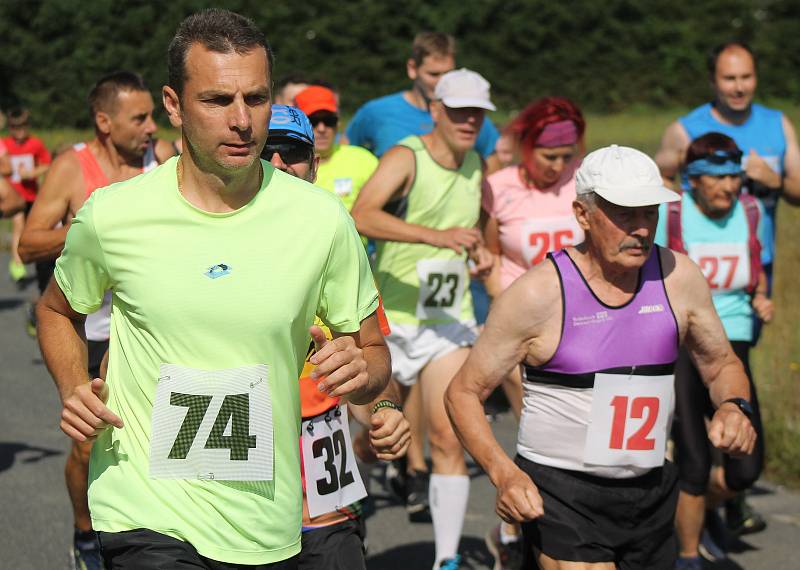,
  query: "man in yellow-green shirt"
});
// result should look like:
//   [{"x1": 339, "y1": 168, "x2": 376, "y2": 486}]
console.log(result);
[
  {"x1": 36, "y1": 9, "x2": 390, "y2": 570},
  {"x1": 294, "y1": 85, "x2": 378, "y2": 212}
]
